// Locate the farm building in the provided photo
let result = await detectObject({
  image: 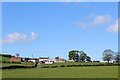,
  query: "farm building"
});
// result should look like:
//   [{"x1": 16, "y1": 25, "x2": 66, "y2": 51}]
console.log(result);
[
  {"x1": 53, "y1": 58, "x2": 66, "y2": 62},
  {"x1": 28, "y1": 58, "x2": 39, "y2": 63},
  {"x1": 39, "y1": 57, "x2": 54, "y2": 64},
  {"x1": 39, "y1": 57, "x2": 49, "y2": 62},
  {"x1": 67, "y1": 60, "x2": 75, "y2": 63},
  {"x1": 10, "y1": 56, "x2": 22, "y2": 62}
]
